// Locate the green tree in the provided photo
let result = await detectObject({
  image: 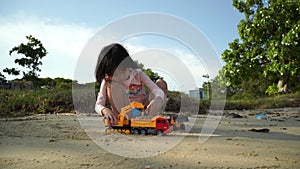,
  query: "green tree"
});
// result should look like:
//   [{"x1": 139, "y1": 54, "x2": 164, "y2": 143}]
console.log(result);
[
  {"x1": 134, "y1": 61, "x2": 163, "y2": 81},
  {"x1": 143, "y1": 68, "x2": 162, "y2": 82},
  {"x1": 3, "y1": 35, "x2": 47, "y2": 81},
  {"x1": 0, "y1": 72, "x2": 5, "y2": 81},
  {"x1": 222, "y1": 0, "x2": 300, "y2": 94}
]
